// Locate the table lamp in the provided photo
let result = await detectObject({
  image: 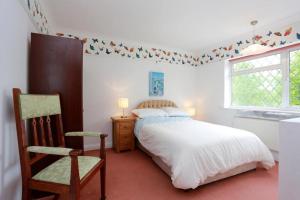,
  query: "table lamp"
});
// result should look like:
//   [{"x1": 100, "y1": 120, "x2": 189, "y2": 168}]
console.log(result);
[
  {"x1": 186, "y1": 107, "x2": 196, "y2": 117},
  {"x1": 118, "y1": 98, "x2": 129, "y2": 118}
]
